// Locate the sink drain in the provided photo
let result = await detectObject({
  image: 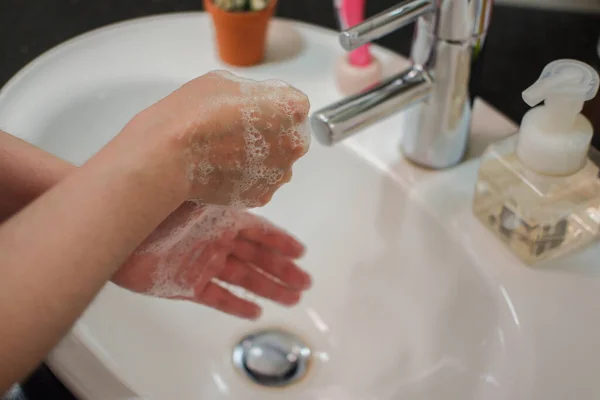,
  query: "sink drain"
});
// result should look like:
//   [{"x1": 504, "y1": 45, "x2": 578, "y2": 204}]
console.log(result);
[{"x1": 232, "y1": 329, "x2": 311, "y2": 388}]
